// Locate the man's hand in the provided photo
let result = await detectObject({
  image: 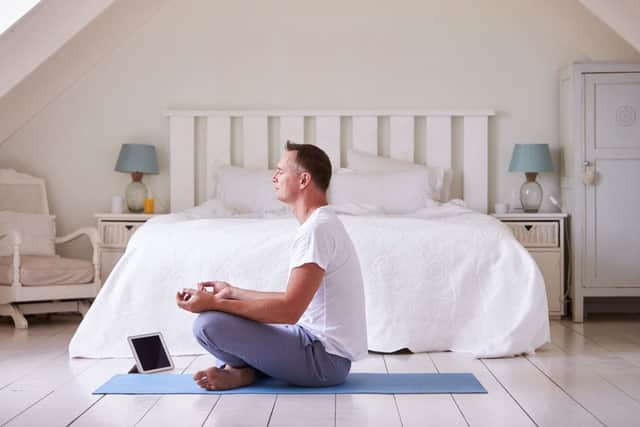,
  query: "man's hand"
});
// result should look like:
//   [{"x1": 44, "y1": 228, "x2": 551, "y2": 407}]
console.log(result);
[
  {"x1": 198, "y1": 281, "x2": 234, "y2": 299},
  {"x1": 176, "y1": 288, "x2": 217, "y2": 313}
]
